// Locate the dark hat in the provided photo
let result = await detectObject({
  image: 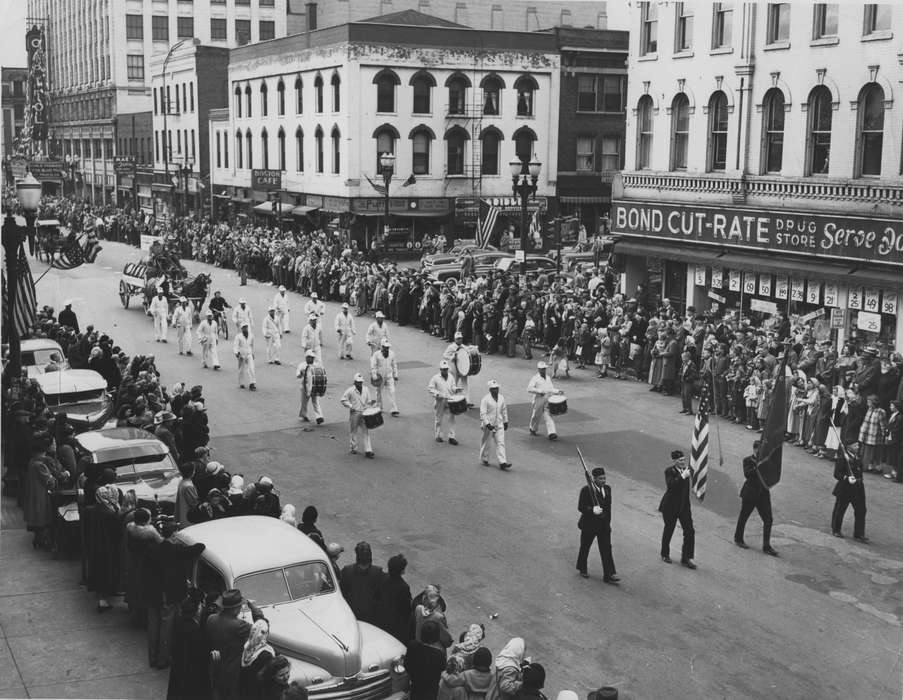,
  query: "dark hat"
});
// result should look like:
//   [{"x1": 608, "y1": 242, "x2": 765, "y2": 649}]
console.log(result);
[
  {"x1": 588, "y1": 687, "x2": 619, "y2": 700},
  {"x1": 671, "y1": 450, "x2": 684, "y2": 459},
  {"x1": 591, "y1": 467, "x2": 605, "y2": 477},
  {"x1": 473, "y1": 647, "x2": 492, "y2": 671},
  {"x1": 523, "y1": 663, "x2": 545, "y2": 689},
  {"x1": 221, "y1": 589, "x2": 243, "y2": 609}
]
